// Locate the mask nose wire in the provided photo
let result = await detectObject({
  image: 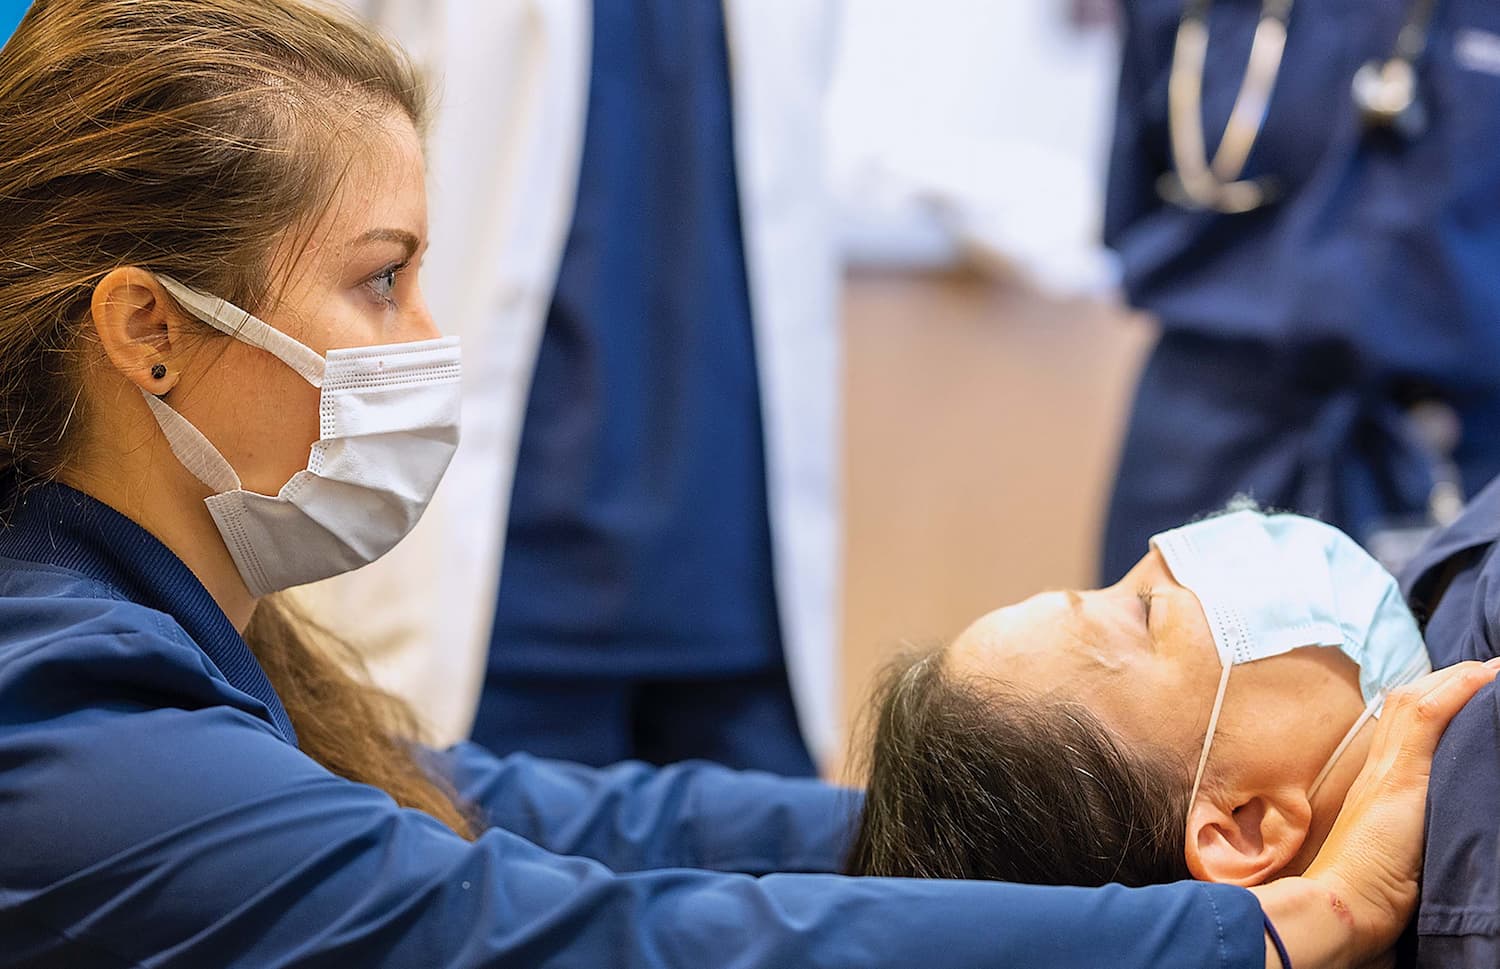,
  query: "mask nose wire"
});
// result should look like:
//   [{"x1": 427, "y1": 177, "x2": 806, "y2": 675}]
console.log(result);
[{"x1": 1188, "y1": 659, "x2": 1234, "y2": 810}]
